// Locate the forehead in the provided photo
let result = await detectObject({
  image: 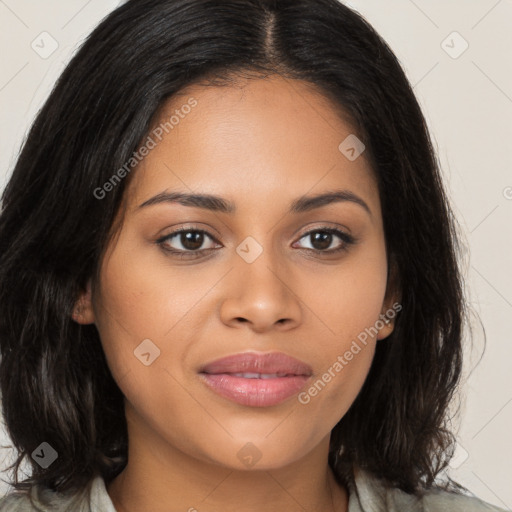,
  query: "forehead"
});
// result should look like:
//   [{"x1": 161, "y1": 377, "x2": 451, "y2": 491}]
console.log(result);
[{"x1": 125, "y1": 75, "x2": 379, "y2": 218}]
